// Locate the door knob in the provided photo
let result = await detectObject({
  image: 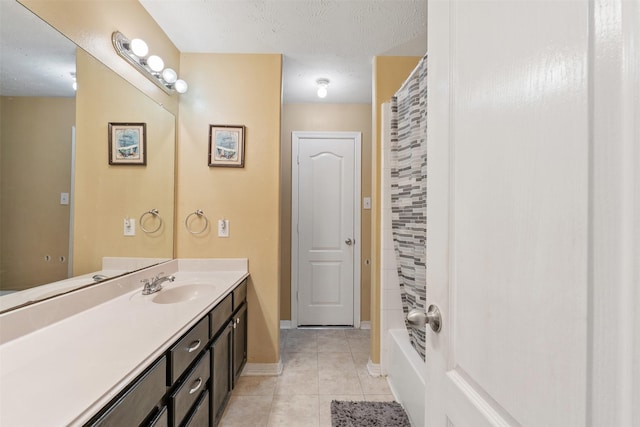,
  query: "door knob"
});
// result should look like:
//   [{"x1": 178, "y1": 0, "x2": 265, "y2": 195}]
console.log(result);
[
  {"x1": 407, "y1": 304, "x2": 442, "y2": 333},
  {"x1": 345, "y1": 238, "x2": 353, "y2": 245}
]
